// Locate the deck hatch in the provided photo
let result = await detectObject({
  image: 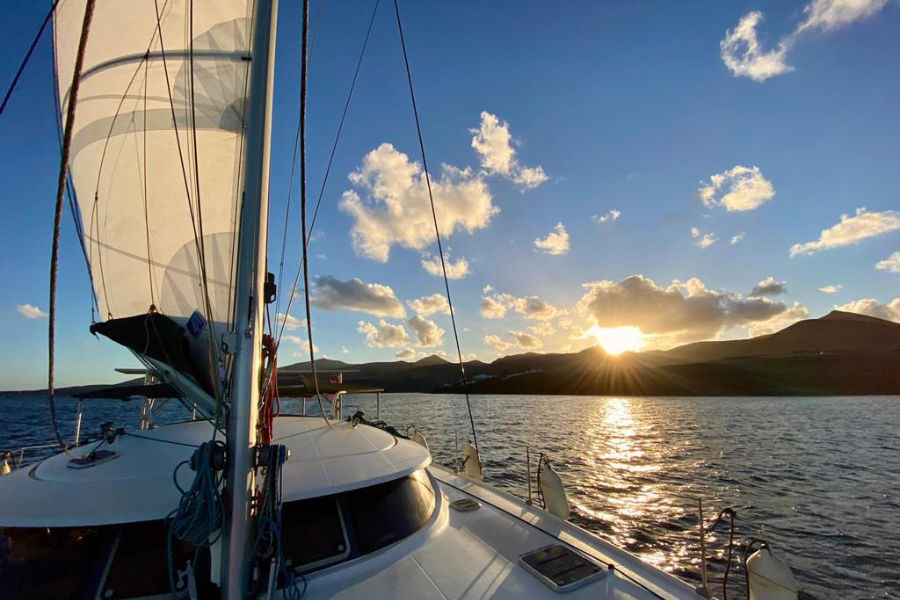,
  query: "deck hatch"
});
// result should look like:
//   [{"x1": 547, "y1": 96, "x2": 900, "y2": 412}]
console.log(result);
[{"x1": 519, "y1": 543, "x2": 608, "y2": 592}]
